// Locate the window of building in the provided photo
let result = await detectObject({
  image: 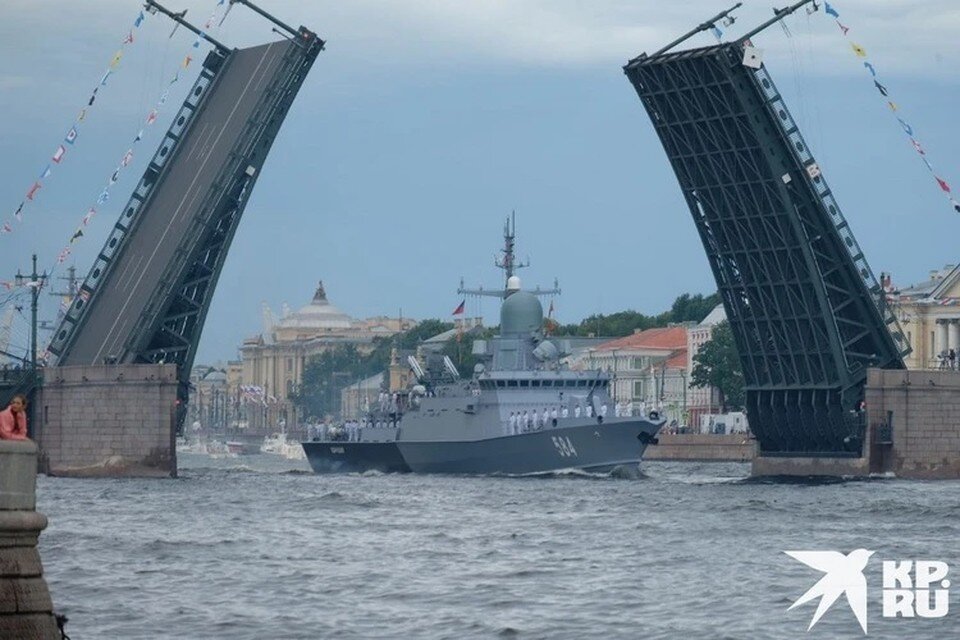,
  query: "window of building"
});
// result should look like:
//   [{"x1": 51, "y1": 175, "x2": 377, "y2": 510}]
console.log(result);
[
  {"x1": 507, "y1": 380, "x2": 518, "y2": 388},
  {"x1": 286, "y1": 358, "x2": 293, "y2": 372},
  {"x1": 633, "y1": 380, "x2": 645, "y2": 398},
  {"x1": 520, "y1": 380, "x2": 529, "y2": 388}
]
